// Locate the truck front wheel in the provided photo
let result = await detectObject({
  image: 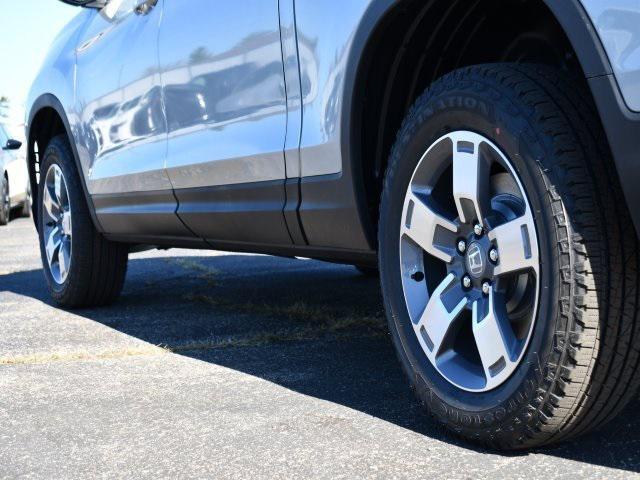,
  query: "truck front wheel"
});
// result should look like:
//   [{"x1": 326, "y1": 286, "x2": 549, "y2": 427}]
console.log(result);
[{"x1": 379, "y1": 64, "x2": 640, "y2": 449}]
